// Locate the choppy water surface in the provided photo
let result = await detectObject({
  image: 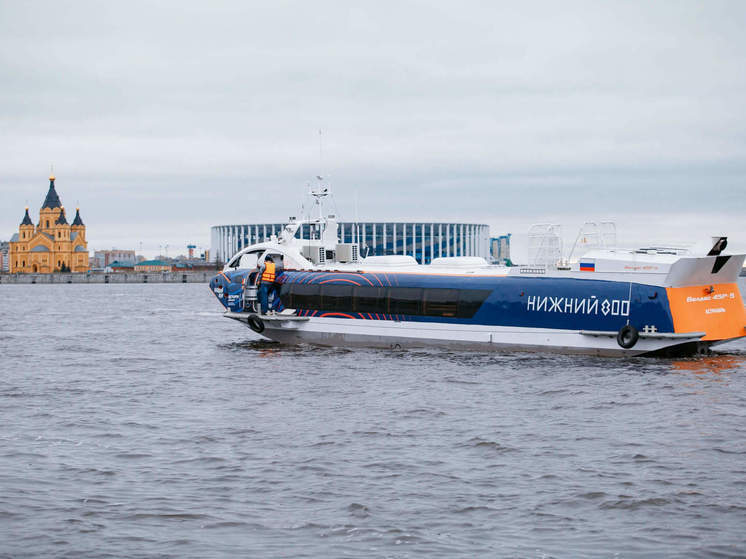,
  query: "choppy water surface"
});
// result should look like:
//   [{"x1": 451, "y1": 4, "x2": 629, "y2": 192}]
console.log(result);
[{"x1": 1, "y1": 282, "x2": 745, "y2": 558}]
